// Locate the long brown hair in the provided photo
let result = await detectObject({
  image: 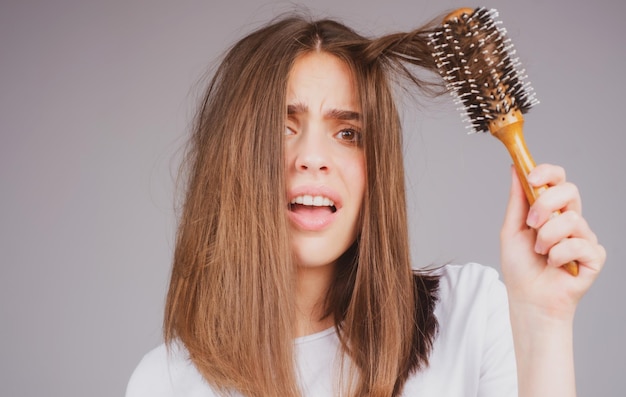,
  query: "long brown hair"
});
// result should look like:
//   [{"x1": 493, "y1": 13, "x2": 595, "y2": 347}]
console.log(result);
[{"x1": 164, "y1": 15, "x2": 442, "y2": 397}]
